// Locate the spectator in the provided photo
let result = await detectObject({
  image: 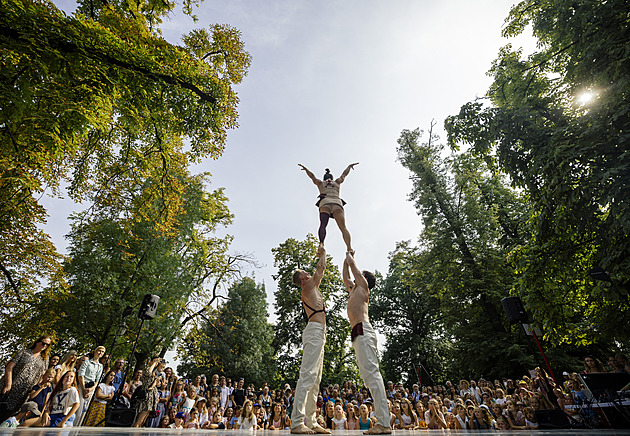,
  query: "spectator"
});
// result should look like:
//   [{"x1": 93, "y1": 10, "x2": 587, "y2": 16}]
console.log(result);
[
  {"x1": 231, "y1": 379, "x2": 246, "y2": 408},
  {"x1": 583, "y1": 356, "x2": 605, "y2": 373},
  {"x1": 132, "y1": 357, "x2": 163, "y2": 427},
  {"x1": 524, "y1": 406, "x2": 539, "y2": 429},
  {"x1": 53, "y1": 350, "x2": 78, "y2": 385},
  {"x1": 424, "y1": 398, "x2": 446, "y2": 429},
  {"x1": 358, "y1": 403, "x2": 373, "y2": 431},
  {"x1": 399, "y1": 398, "x2": 417, "y2": 429},
  {"x1": 496, "y1": 415, "x2": 511, "y2": 430},
  {"x1": 237, "y1": 400, "x2": 256, "y2": 430},
  {"x1": 47, "y1": 371, "x2": 81, "y2": 427},
  {"x1": 503, "y1": 400, "x2": 526, "y2": 429},
  {"x1": 75, "y1": 345, "x2": 105, "y2": 426},
  {"x1": 83, "y1": 370, "x2": 115, "y2": 426},
  {"x1": 169, "y1": 411, "x2": 184, "y2": 429},
  {"x1": 111, "y1": 359, "x2": 125, "y2": 392},
  {"x1": 0, "y1": 335, "x2": 51, "y2": 423},
  {"x1": 48, "y1": 354, "x2": 60, "y2": 370},
  {"x1": 453, "y1": 403, "x2": 468, "y2": 429},
  {"x1": 0, "y1": 401, "x2": 41, "y2": 428},
  {"x1": 332, "y1": 402, "x2": 347, "y2": 429},
  {"x1": 206, "y1": 410, "x2": 225, "y2": 429},
  {"x1": 28, "y1": 368, "x2": 55, "y2": 415}
]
